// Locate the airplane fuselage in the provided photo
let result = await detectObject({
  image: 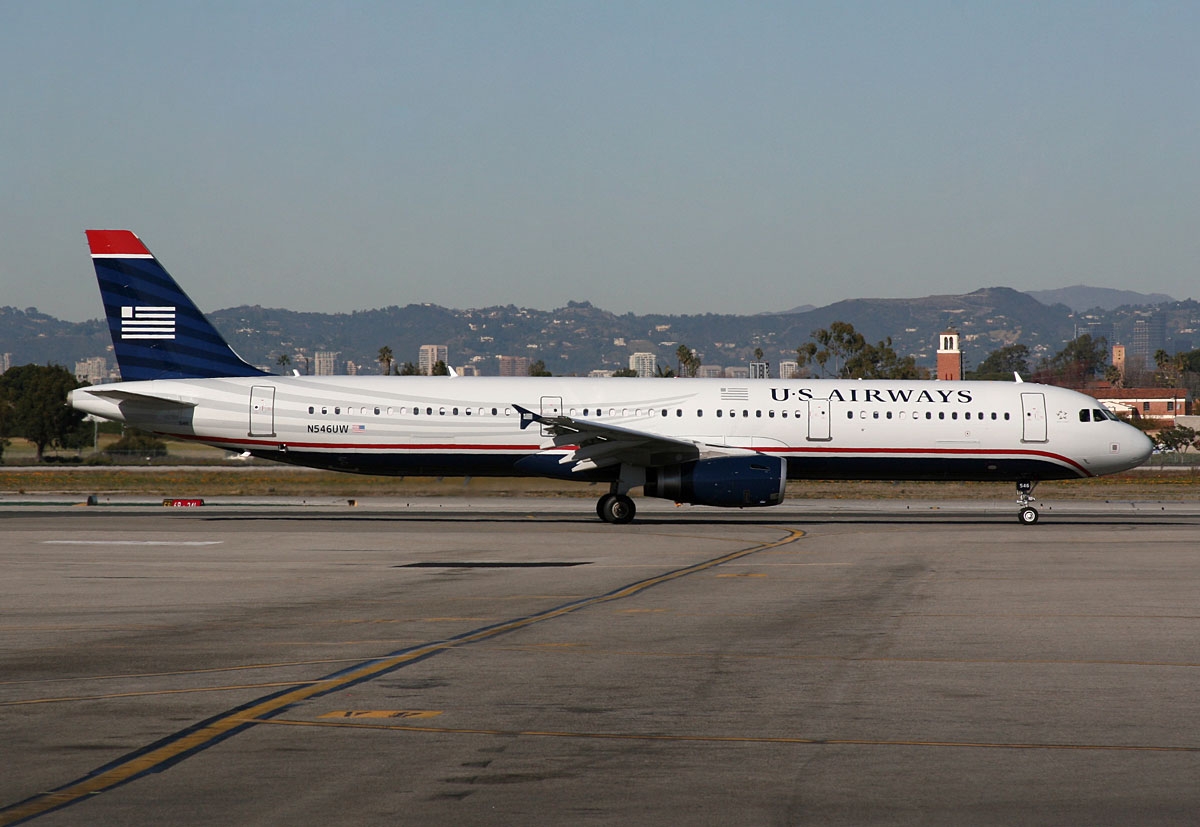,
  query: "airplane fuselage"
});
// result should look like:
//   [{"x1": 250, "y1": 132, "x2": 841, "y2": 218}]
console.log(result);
[{"x1": 70, "y1": 376, "x2": 1148, "y2": 483}]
